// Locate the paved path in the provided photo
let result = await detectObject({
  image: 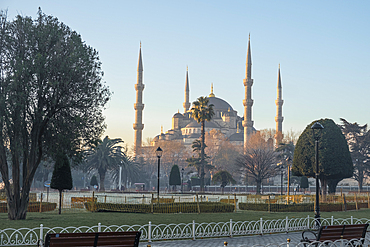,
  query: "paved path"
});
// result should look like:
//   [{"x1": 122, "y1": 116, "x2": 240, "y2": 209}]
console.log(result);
[{"x1": 139, "y1": 232, "x2": 302, "y2": 247}]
